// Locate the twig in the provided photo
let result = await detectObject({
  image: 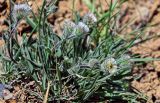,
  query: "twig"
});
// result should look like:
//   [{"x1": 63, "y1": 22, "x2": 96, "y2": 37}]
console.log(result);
[{"x1": 43, "y1": 81, "x2": 51, "y2": 103}]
